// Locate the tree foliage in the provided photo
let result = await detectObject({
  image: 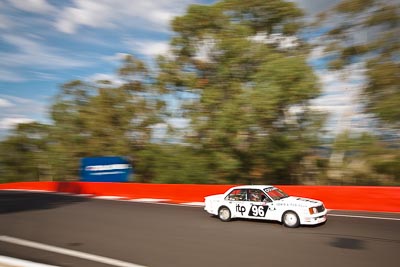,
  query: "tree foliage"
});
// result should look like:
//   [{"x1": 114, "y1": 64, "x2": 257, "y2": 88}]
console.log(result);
[
  {"x1": 48, "y1": 55, "x2": 164, "y2": 180},
  {"x1": 0, "y1": 123, "x2": 51, "y2": 182},
  {"x1": 317, "y1": 0, "x2": 400, "y2": 125},
  {"x1": 329, "y1": 131, "x2": 400, "y2": 185},
  {"x1": 157, "y1": 0, "x2": 324, "y2": 184}
]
